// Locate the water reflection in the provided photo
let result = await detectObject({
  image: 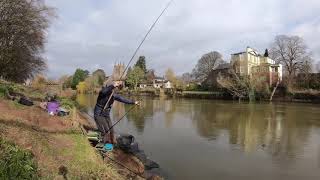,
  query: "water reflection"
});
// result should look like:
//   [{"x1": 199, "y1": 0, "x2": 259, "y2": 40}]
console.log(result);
[{"x1": 77, "y1": 95, "x2": 320, "y2": 179}]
